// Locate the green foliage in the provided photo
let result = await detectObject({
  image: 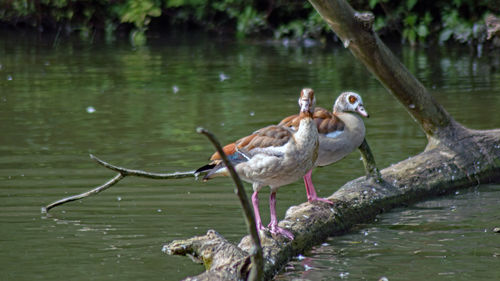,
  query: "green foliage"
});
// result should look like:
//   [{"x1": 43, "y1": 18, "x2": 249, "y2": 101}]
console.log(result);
[
  {"x1": 111, "y1": 0, "x2": 162, "y2": 45},
  {"x1": 235, "y1": 6, "x2": 266, "y2": 37},
  {"x1": 0, "y1": 0, "x2": 496, "y2": 46},
  {"x1": 402, "y1": 12, "x2": 432, "y2": 45},
  {"x1": 438, "y1": 9, "x2": 486, "y2": 44},
  {"x1": 117, "y1": 0, "x2": 162, "y2": 28},
  {"x1": 274, "y1": 9, "x2": 330, "y2": 40},
  {"x1": 363, "y1": 0, "x2": 491, "y2": 46}
]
